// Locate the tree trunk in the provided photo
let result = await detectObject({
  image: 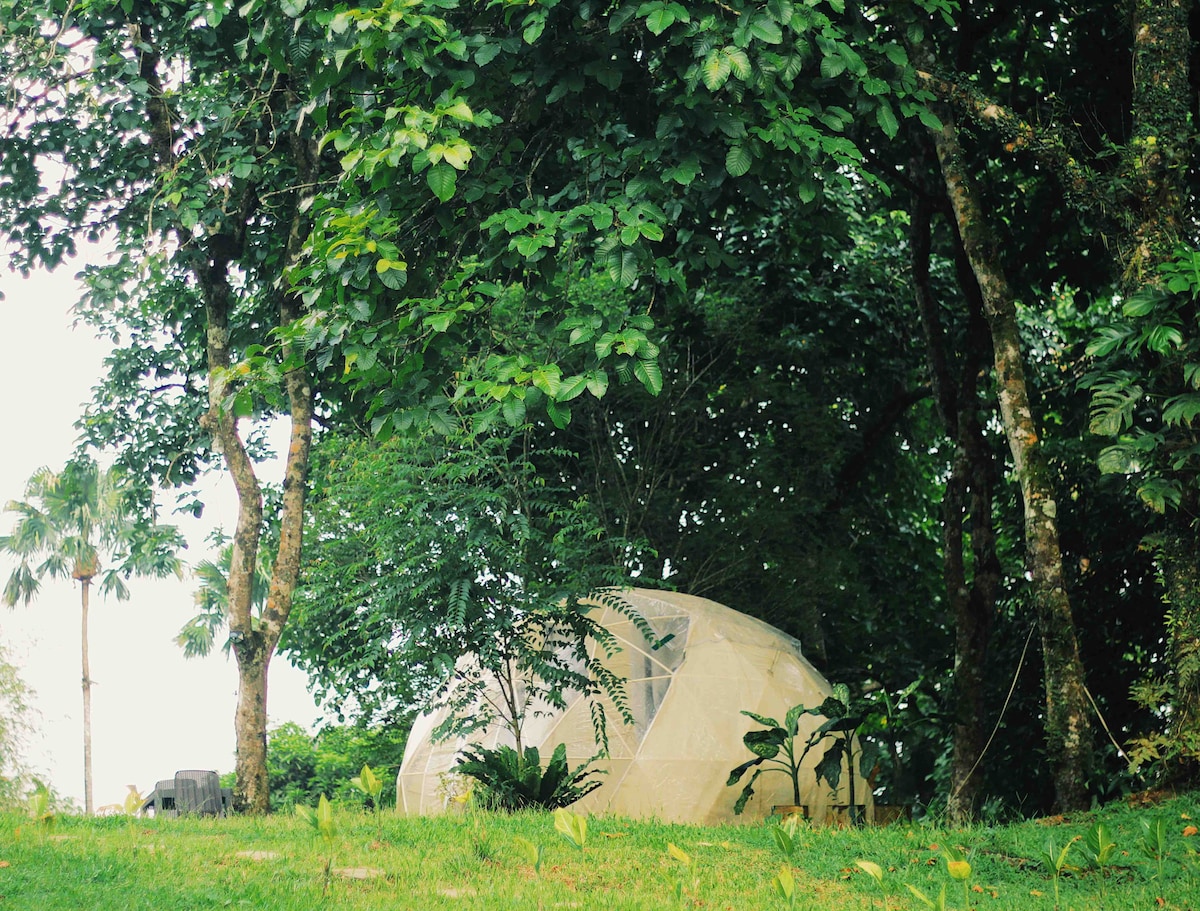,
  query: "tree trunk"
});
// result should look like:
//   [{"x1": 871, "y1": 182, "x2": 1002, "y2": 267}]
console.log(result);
[
  {"x1": 233, "y1": 641, "x2": 270, "y2": 811},
  {"x1": 911, "y1": 192, "x2": 997, "y2": 822},
  {"x1": 923, "y1": 95, "x2": 1093, "y2": 812},
  {"x1": 1126, "y1": 2, "x2": 1198, "y2": 772},
  {"x1": 199, "y1": 124, "x2": 316, "y2": 813},
  {"x1": 80, "y1": 577, "x2": 93, "y2": 815}
]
